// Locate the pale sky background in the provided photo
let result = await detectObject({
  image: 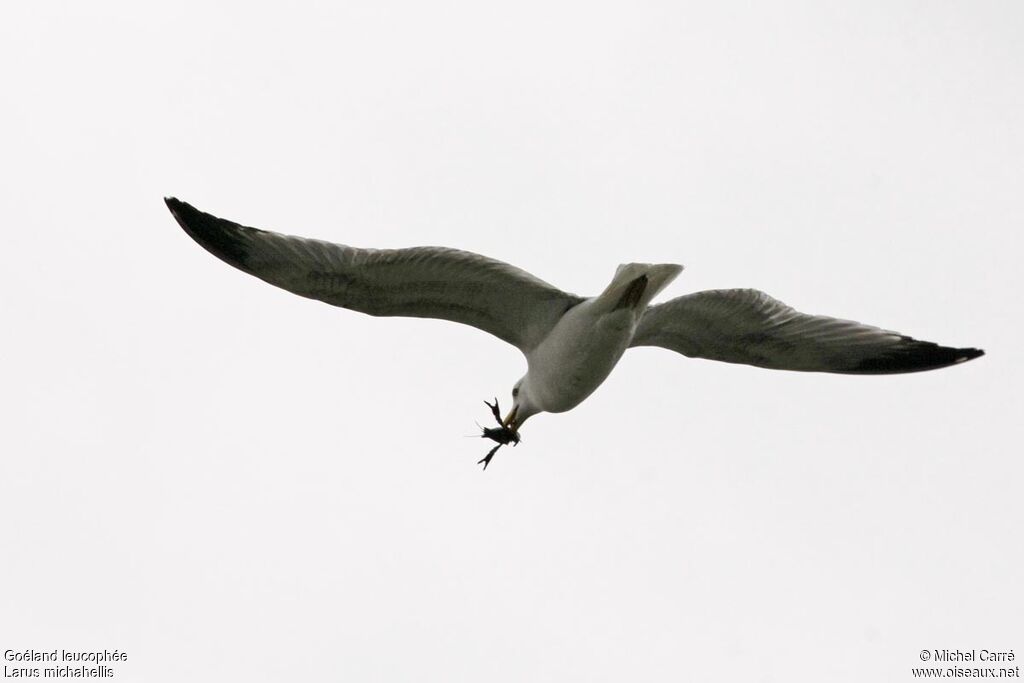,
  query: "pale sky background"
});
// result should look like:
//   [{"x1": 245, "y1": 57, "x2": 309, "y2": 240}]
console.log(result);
[{"x1": 1, "y1": 2, "x2": 1021, "y2": 681}]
